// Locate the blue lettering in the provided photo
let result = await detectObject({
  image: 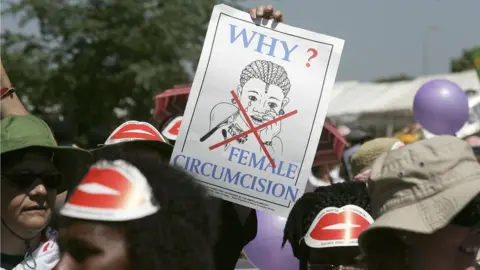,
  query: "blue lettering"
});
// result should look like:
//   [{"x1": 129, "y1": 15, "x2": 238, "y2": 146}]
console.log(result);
[
  {"x1": 255, "y1": 178, "x2": 267, "y2": 193},
  {"x1": 228, "y1": 146, "x2": 241, "y2": 162},
  {"x1": 248, "y1": 152, "x2": 266, "y2": 170},
  {"x1": 224, "y1": 169, "x2": 240, "y2": 185},
  {"x1": 238, "y1": 148, "x2": 249, "y2": 165},
  {"x1": 255, "y1": 33, "x2": 278, "y2": 57},
  {"x1": 189, "y1": 158, "x2": 201, "y2": 174},
  {"x1": 240, "y1": 174, "x2": 252, "y2": 189},
  {"x1": 172, "y1": 154, "x2": 185, "y2": 167},
  {"x1": 286, "y1": 164, "x2": 298, "y2": 180},
  {"x1": 229, "y1": 24, "x2": 258, "y2": 48},
  {"x1": 211, "y1": 164, "x2": 225, "y2": 180},
  {"x1": 280, "y1": 41, "x2": 298, "y2": 62},
  {"x1": 285, "y1": 186, "x2": 299, "y2": 202},
  {"x1": 272, "y1": 183, "x2": 285, "y2": 198},
  {"x1": 184, "y1": 156, "x2": 191, "y2": 171},
  {"x1": 229, "y1": 24, "x2": 298, "y2": 62},
  {"x1": 264, "y1": 160, "x2": 276, "y2": 174},
  {"x1": 200, "y1": 162, "x2": 213, "y2": 177},
  {"x1": 265, "y1": 180, "x2": 273, "y2": 195},
  {"x1": 250, "y1": 175, "x2": 258, "y2": 190},
  {"x1": 174, "y1": 153, "x2": 300, "y2": 204}
]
